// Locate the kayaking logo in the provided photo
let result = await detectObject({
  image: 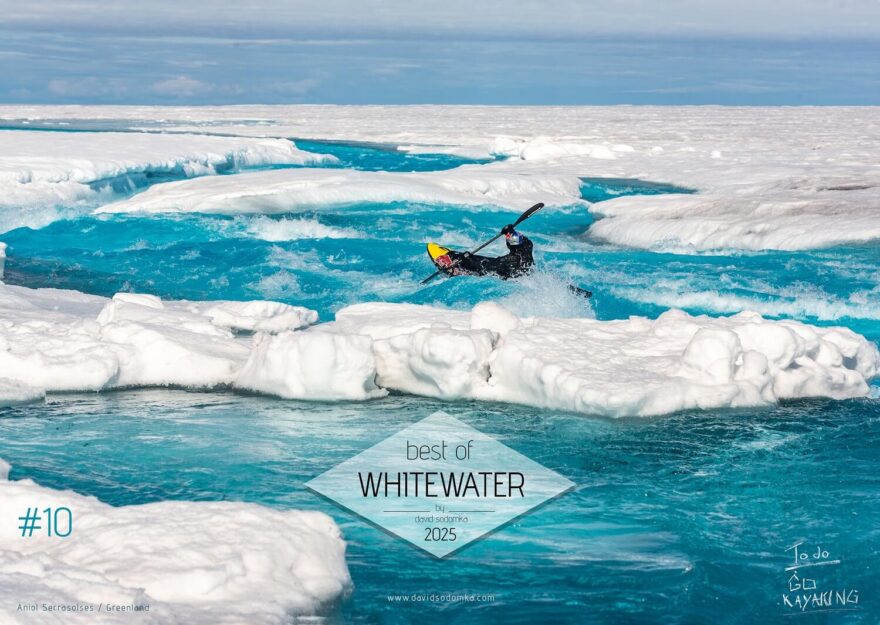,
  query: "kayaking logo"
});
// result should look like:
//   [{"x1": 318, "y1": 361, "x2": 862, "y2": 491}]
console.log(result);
[{"x1": 307, "y1": 411, "x2": 574, "y2": 558}]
